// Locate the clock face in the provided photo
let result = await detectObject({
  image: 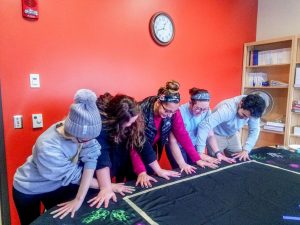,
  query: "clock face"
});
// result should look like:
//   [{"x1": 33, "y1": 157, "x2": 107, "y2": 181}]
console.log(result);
[{"x1": 150, "y1": 12, "x2": 174, "y2": 46}]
